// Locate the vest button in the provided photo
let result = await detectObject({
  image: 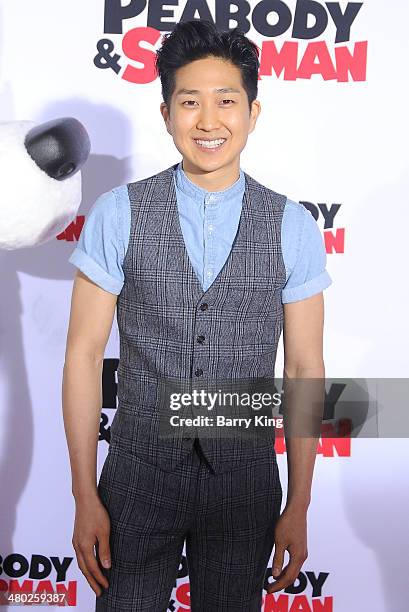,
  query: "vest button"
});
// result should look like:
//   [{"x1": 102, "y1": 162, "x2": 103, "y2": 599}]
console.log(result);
[
  {"x1": 197, "y1": 335, "x2": 205, "y2": 344},
  {"x1": 199, "y1": 303, "x2": 208, "y2": 311},
  {"x1": 195, "y1": 368, "x2": 203, "y2": 376}
]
